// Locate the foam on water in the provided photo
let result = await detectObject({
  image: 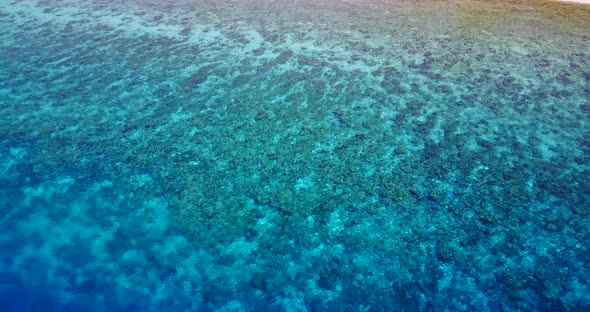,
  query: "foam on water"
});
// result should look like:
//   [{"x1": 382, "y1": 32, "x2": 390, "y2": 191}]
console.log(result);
[{"x1": 1, "y1": 0, "x2": 589, "y2": 311}]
